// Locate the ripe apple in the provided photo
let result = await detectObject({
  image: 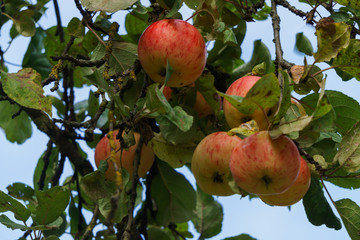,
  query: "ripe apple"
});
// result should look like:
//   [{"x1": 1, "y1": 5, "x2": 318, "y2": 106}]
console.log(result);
[
  {"x1": 191, "y1": 131, "x2": 242, "y2": 196},
  {"x1": 163, "y1": 86, "x2": 215, "y2": 118},
  {"x1": 94, "y1": 130, "x2": 155, "y2": 180},
  {"x1": 223, "y1": 76, "x2": 272, "y2": 130},
  {"x1": 138, "y1": 19, "x2": 206, "y2": 87},
  {"x1": 258, "y1": 157, "x2": 311, "y2": 206},
  {"x1": 229, "y1": 131, "x2": 301, "y2": 195}
]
